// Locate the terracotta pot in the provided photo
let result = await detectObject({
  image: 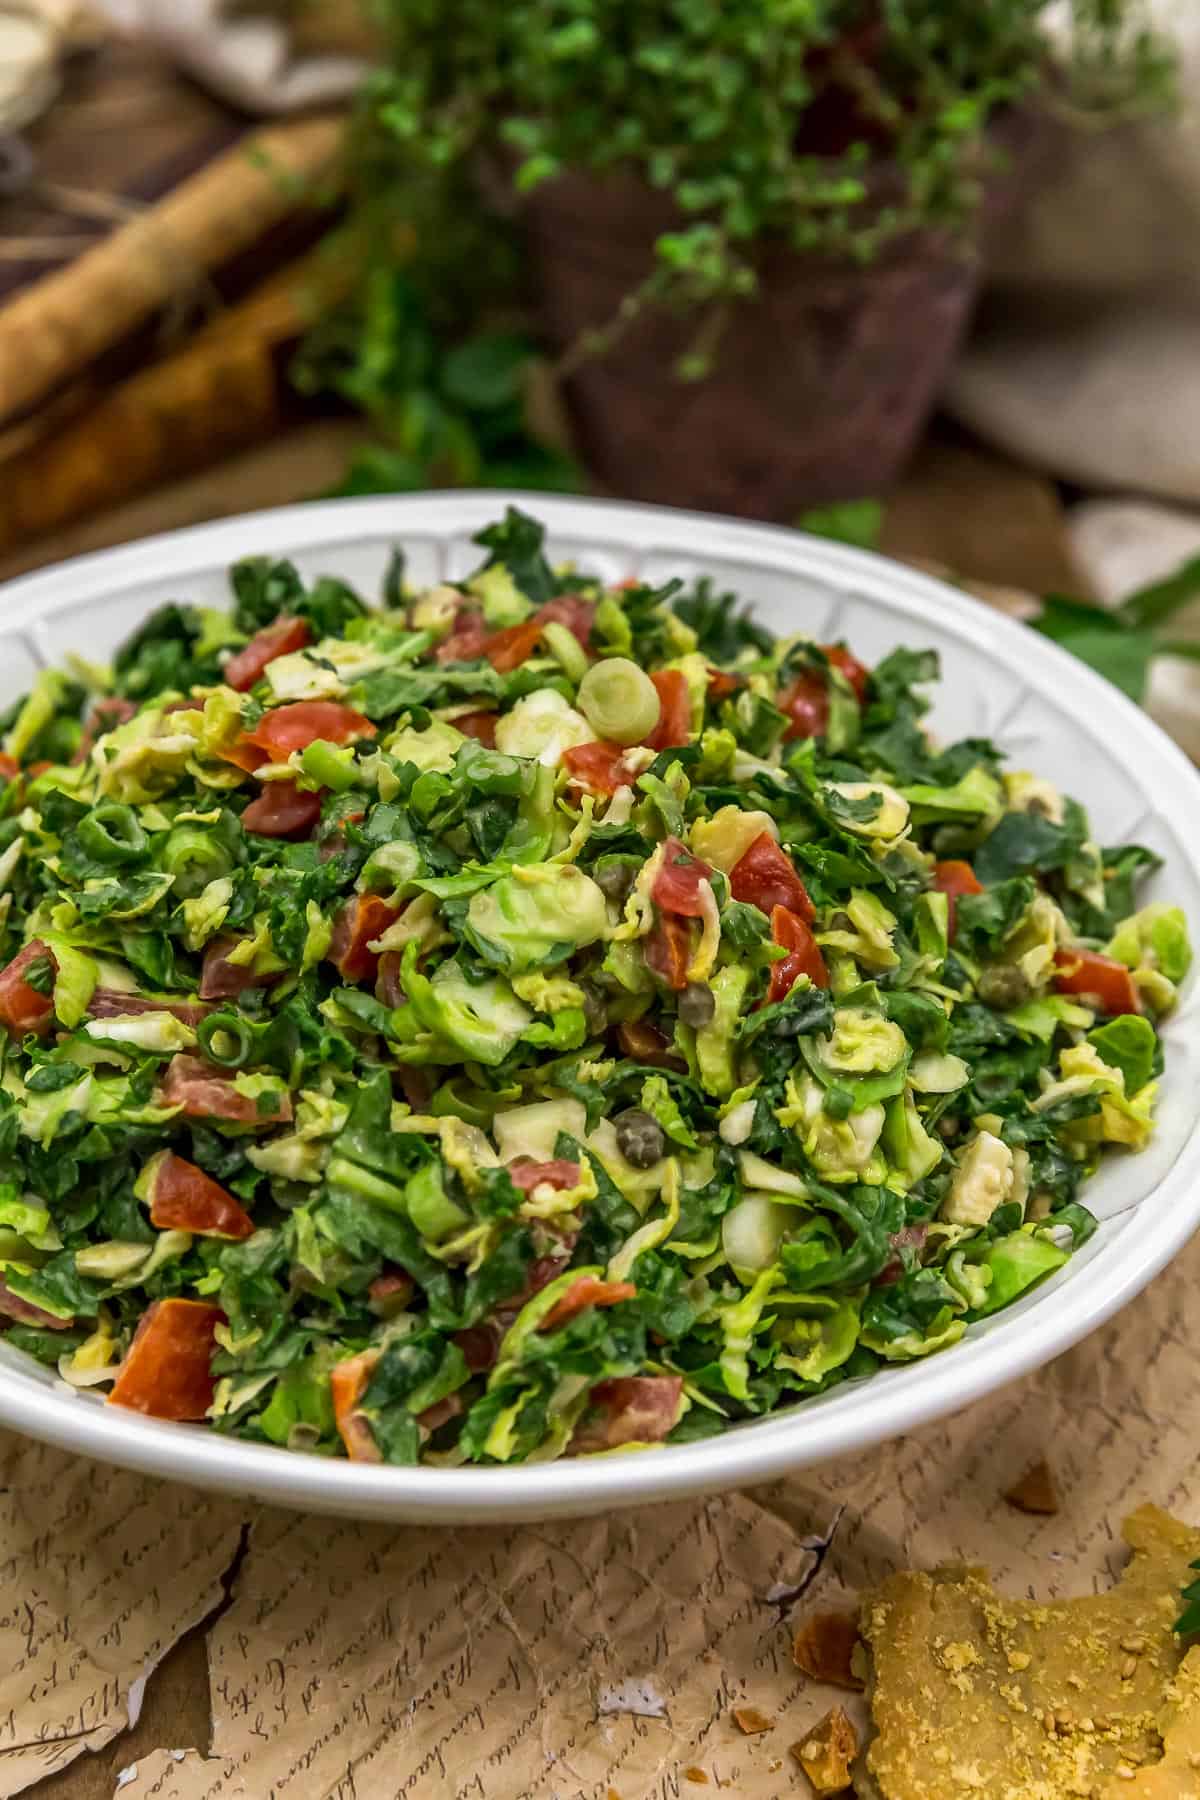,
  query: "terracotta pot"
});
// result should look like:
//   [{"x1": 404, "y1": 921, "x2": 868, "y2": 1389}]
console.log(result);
[{"x1": 518, "y1": 169, "x2": 990, "y2": 520}]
